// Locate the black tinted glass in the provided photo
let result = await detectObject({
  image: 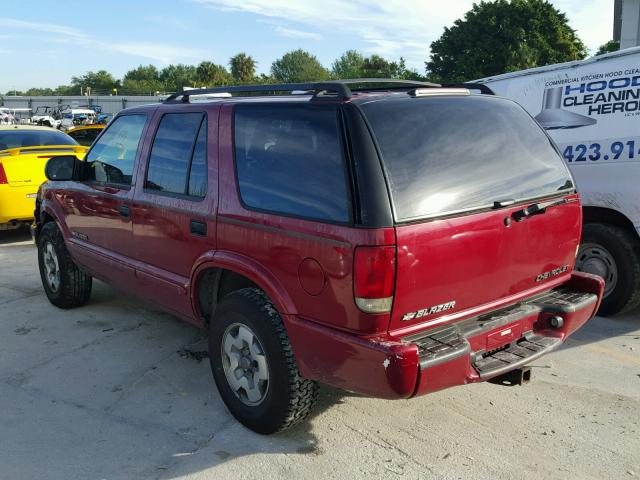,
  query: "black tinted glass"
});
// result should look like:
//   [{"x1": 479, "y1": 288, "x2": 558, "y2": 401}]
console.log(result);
[
  {"x1": 188, "y1": 123, "x2": 207, "y2": 198},
  {"x1": 359, "y1": 96, "x2": 574, "y2": 221},
  {"x1": 234, "y1": 104, "x2": 350, "y2": 223},
  {"x1": 146, "y1": 113, "x2": 204, "y2": 196},
  {"x1": 68, "y1": 128, "x2": 102, "y2": 146},
  {"x1": 0, "y1": 130, "x2": 77, "y2": 149},
  {"x1": 85, "y1": 114, "x2": 146, "y2": 186}
]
